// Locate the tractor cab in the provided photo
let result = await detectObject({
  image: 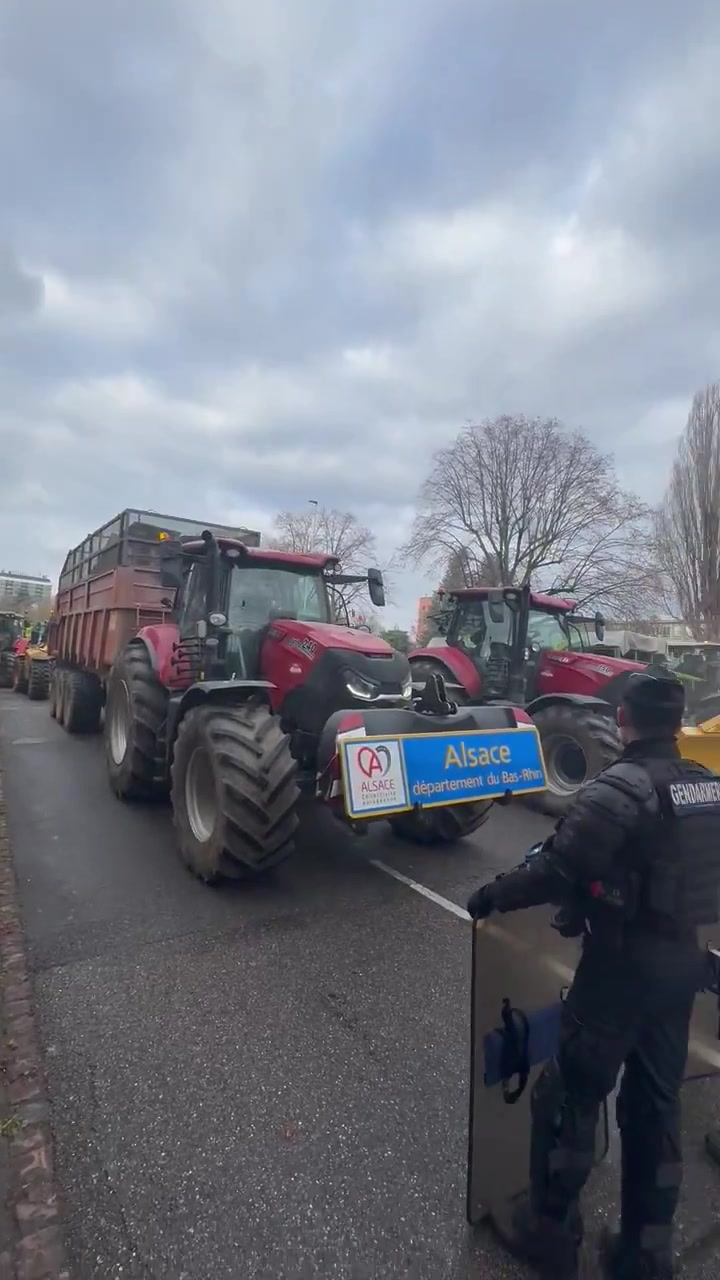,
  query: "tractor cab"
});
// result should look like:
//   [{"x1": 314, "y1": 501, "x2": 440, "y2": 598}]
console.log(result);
[
  {"x1": 154, "y1": 530, "x2": 414, "y2": 777},
  {"x1": 0, "y1": 612, "x2": 23, "y2": 653},
  {"x1": 431, "y1": 584, "x2": 605, "y2": 703},
  {"x1": 409, "y1": 584, "x2": 627, "y2": 815},
  {"x1": 28, "y1": 621, "x2": 48, "y2": 648},
  {"x1": 666, "y1": 642, "x2": 720, "y2": 719},
  {"x1": 159, "y1": 532, "x2": 389, "y2": 686}
]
